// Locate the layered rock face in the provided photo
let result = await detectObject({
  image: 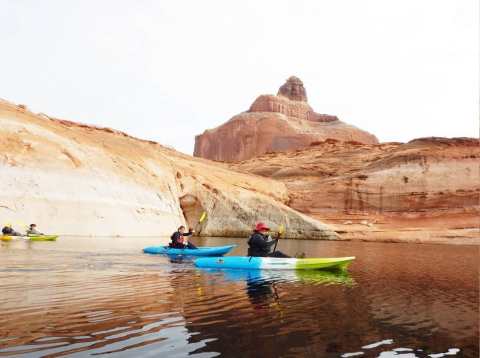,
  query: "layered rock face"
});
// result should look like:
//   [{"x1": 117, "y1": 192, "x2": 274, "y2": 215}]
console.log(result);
[
  {"x1": 278, "y1": 75, "x2": 308, "y2": 101},
  {"x1": 194, "y1": 76, "x2": 378, "y2": 162},
  {"x1": 250, "y1": 76, "x2": 337, "y2": 122},
  {"x1": 230, "y1": 138, "x2": 480, "y2": 244},
  {"x1": 0, "y1": 99, "x2": 338, "y2": 239}
]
